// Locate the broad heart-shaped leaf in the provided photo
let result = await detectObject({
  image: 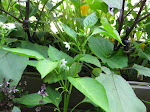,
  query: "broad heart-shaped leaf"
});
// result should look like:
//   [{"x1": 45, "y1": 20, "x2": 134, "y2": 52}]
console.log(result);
[
  {"x1": 133, "y1": 64, "x2": 150, "y2": 77},
  {"x1": 0, "y1": 49, "x2": 28, "y2": 86},
  {"x1": 36, "y1": 60, "x2": 59, "y2": 78},
  {"x1": 75, "y1": 54, "x2": 101, "y2": 67},
  {"x1": 83, "y1": 12, "x2": 98, "y2": 28},
  {"x1": 12, "y1": 106, "x2": 21, "y2": 112},
  {"x1": 88, "y1": 36, "x2": 128, "y2": 69},
  {"x1": 101, "y1": 0, "x2": 123, "y2": 9},
  {"x1": 13, "y1": 93, "x2": 51, "y2": 106},
  {"x1": 3, "y1": 47, "x2": 45, "y2": 60},
  {"x1": 101, "y1": 17, "x2": 124, "y2": 45},
  {"x1": 48, "y1": 45, "x2": 73, "y2": 63},
  {"x1": 21, "y1": 41, "x2": 48, "y2": 58},
  {"x1": 68, "y1": 77, "x2": 110, "y2": 112},
  {"x1": 61, "y1": 23, "x2": 77, "y2": 41},
  {"x1": 96, "y1": 74, "x2": 146, "y2": 112}
]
